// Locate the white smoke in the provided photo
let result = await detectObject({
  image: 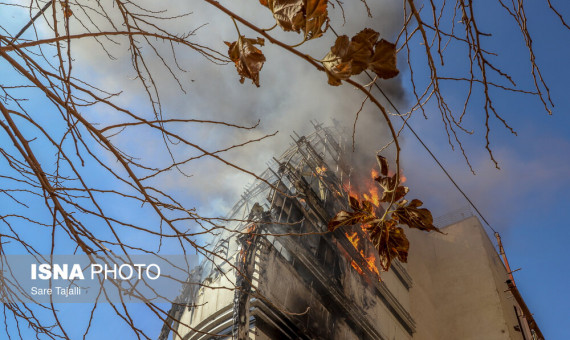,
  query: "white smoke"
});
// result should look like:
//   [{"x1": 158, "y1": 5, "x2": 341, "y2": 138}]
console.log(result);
[{"x1": 28, "y1": 0, "x2": 408, "y2": 217}]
